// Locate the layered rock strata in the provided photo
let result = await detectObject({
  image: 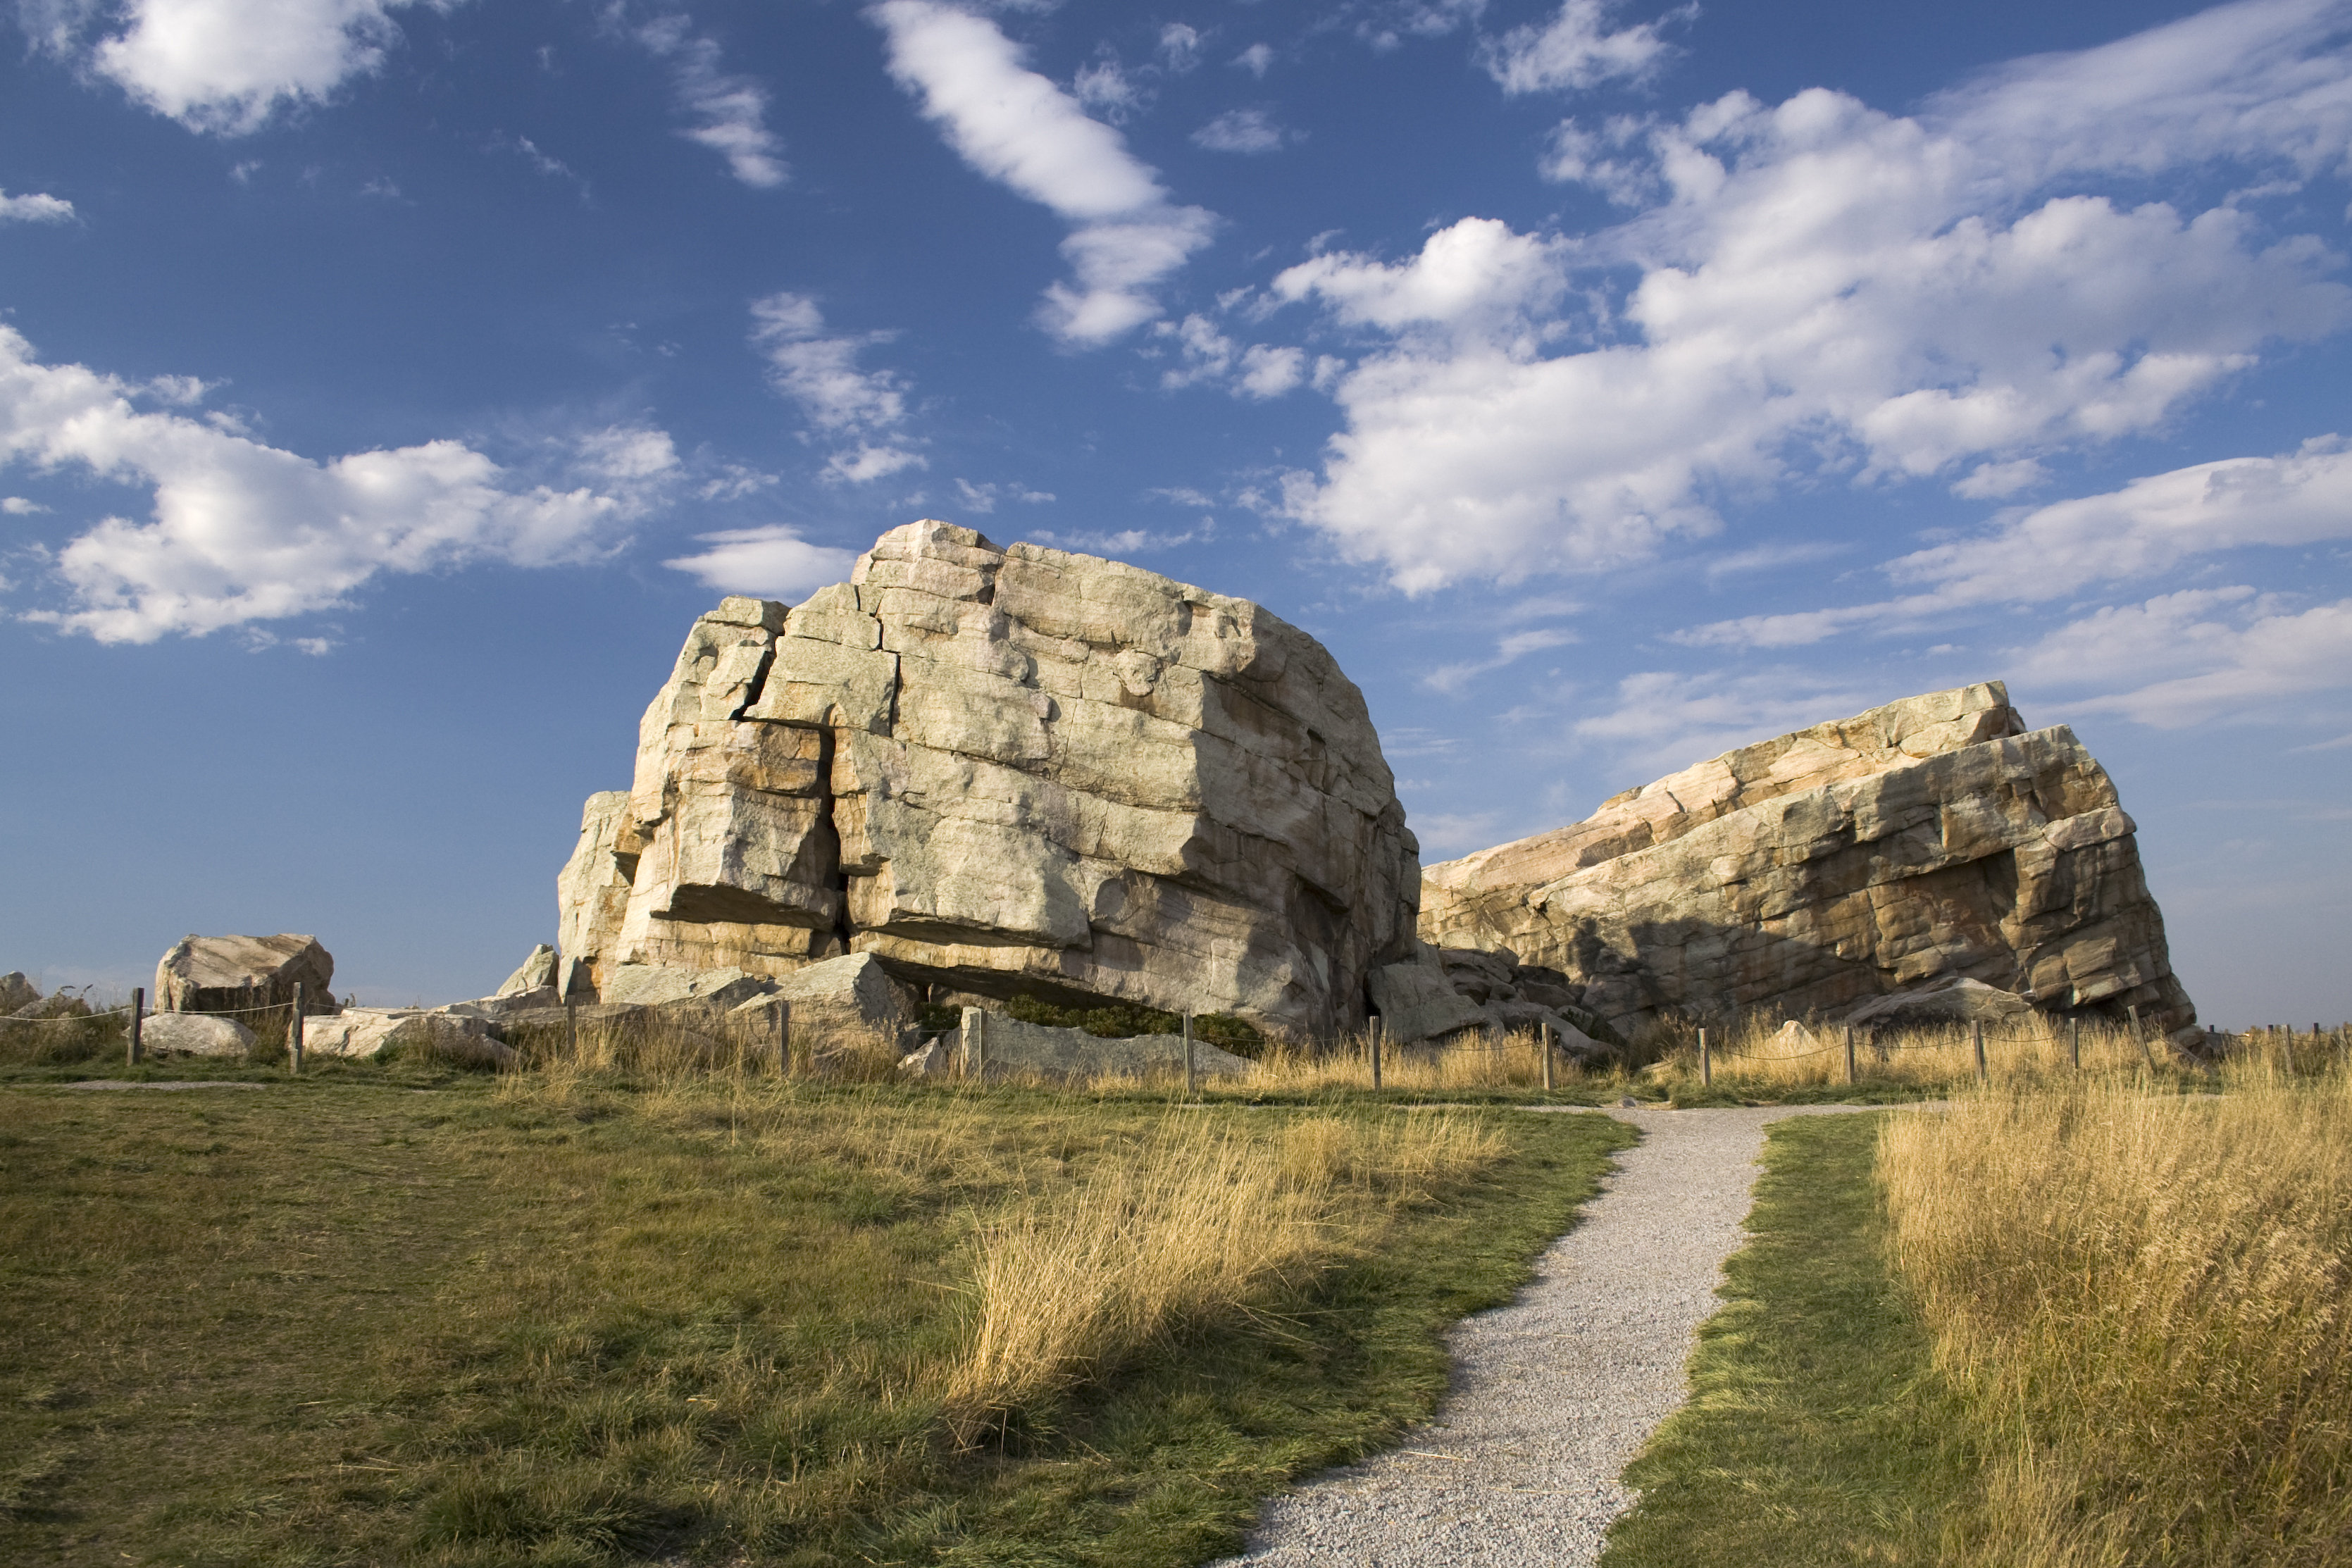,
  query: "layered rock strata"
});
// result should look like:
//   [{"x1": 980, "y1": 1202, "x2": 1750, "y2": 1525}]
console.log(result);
[
  {"x1": 558, "y1": 521, "x2": 1422, "y2": 1039},
  {"x1": 1421, "y1": 683, "x2": 2196, "y2": 1040}
]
